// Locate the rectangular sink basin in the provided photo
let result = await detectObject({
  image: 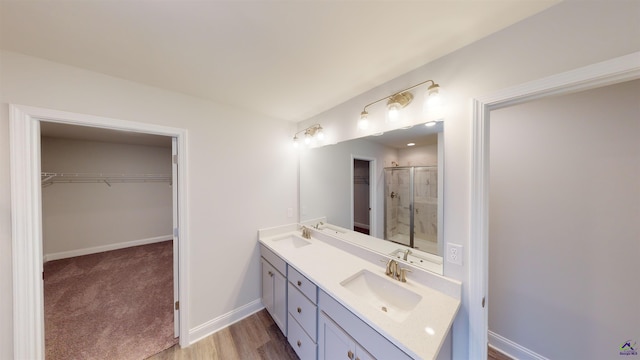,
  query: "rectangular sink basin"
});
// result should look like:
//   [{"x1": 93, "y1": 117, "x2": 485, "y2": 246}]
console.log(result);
[
  {"x1": 271, "y1": 234, "x2": 311, "y2": 249},
  {"x1": 321, "y1": 228, "x2": 344, "y2": 236},
  {"x1": 340, "y1": 269, "x2": 422, "y2": 322}
]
